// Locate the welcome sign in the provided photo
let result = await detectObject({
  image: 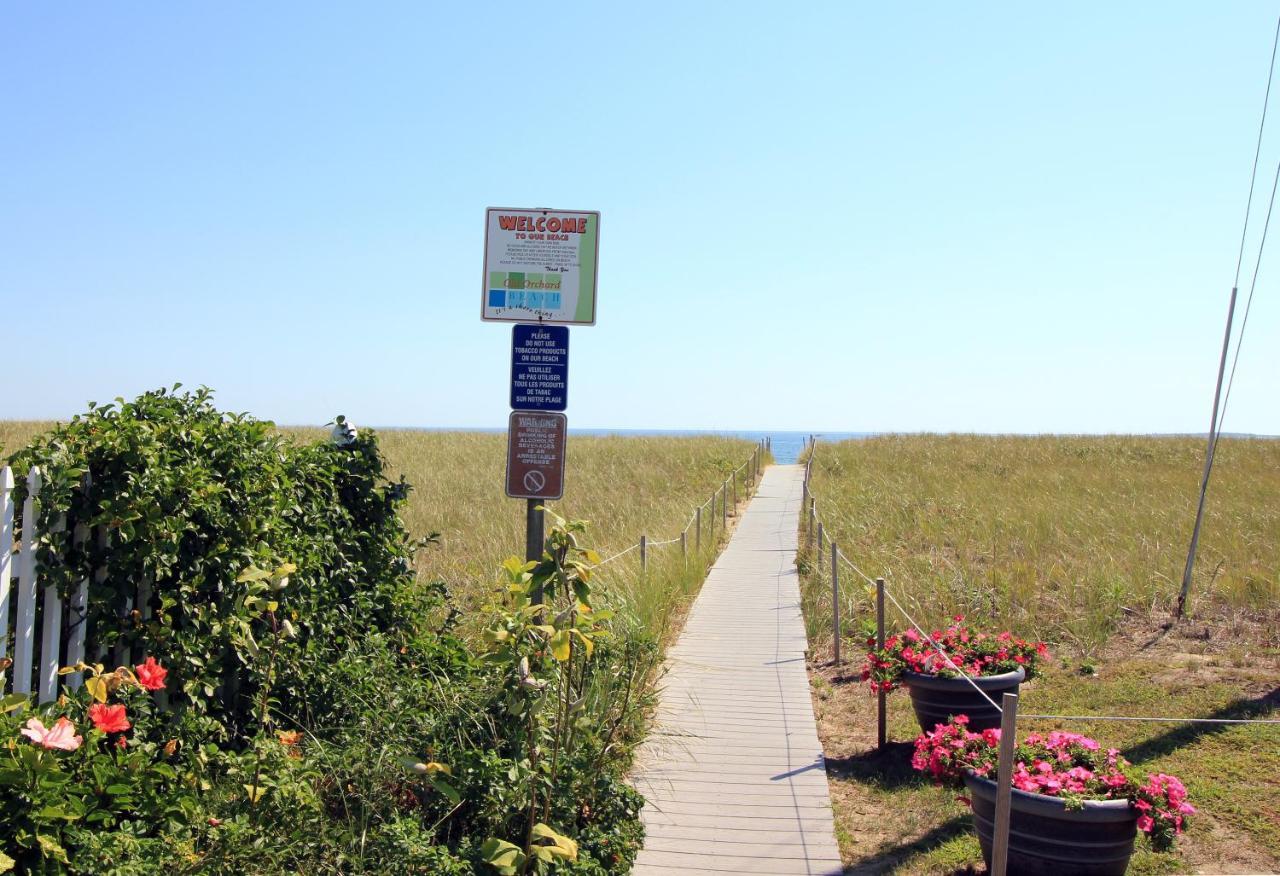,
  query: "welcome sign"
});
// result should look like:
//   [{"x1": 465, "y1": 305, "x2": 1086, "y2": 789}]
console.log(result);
[{"x1": 482, "y1": 208, "x2": 600, "y2": 325}]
